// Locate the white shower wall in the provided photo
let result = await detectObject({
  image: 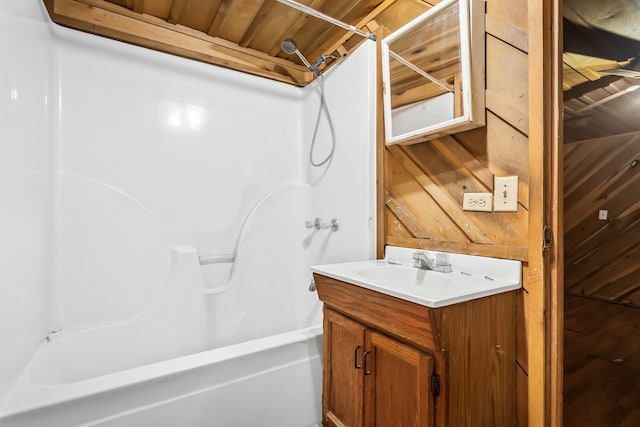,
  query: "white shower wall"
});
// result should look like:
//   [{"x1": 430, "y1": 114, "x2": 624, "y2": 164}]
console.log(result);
[
  {"x1": 54, "y1": 27, "x2": 305, "y2": 327},
  {"x1": 302, "y1": 45, "x2": 377, "y2": 265},
  {"x1": 0, "y1": 0, "x2": 376, "y2": 402},
  {"x1": 0, "y1": 3, "x2": 54, "y2": 399}
]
